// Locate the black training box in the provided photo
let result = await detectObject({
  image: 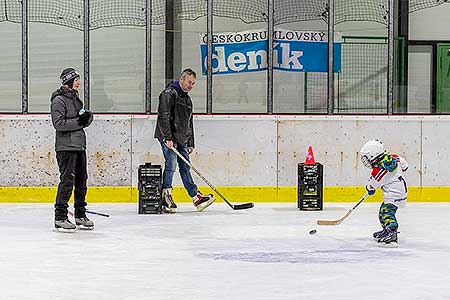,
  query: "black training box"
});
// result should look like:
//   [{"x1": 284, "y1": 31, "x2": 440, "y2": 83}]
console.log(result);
[
  {"x1": 138, "y1": 163, "x2": 162, "y2": 214},
  {"x1": 298, "y1": 163, "x2": 323, "y2": 211}
]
